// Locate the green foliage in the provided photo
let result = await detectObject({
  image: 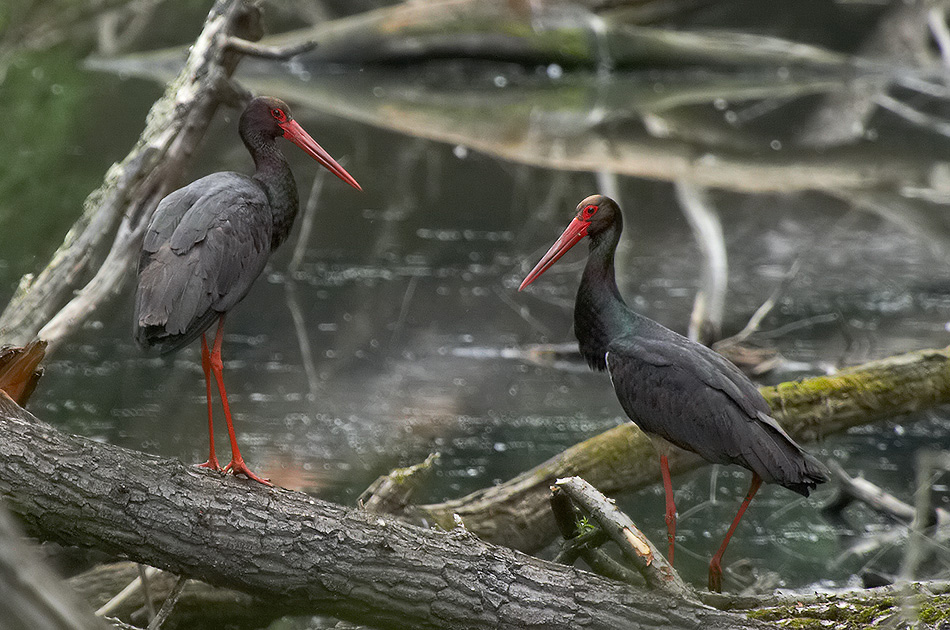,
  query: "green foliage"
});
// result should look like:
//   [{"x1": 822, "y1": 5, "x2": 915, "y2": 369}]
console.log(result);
[
  {"x1": 0, "y1": 45, "x2": 96, "y2": 289},
  {"x1": 576, "y1": 514, "x2": 595, "y2": 534},
  {"x1": 918, "y1": 595, "x2": 950, "y2": 624},
  {"x1": 0, "y1": 46, "x2": 90, "y2": 215}
]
